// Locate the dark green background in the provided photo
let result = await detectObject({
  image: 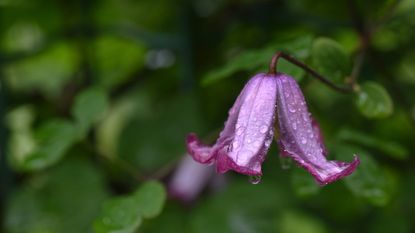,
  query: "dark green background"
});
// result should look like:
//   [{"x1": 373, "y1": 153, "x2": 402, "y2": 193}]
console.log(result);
[{"x1": 1, "y1": 0, "x2": 415, "y2": 232}]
